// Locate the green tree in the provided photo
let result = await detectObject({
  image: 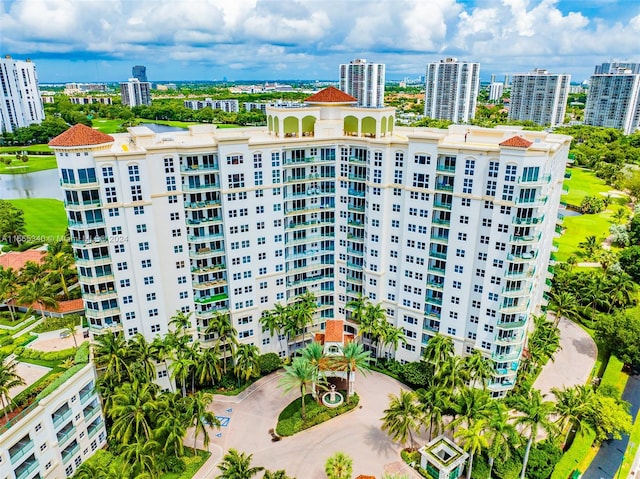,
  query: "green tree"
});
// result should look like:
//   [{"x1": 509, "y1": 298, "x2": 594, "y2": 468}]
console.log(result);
[
  {"x1": 170, "y1": 351, "x2": 194, "y2": 398},
  {"x1": 421, "y1": 334, "x2": 454, "y2": 376},
  {"x1": 416, "y1": 383, "x2": 449, "y2": 440},
  {"x1": 0, "y1": 267, "x2": 19, "y2": 321},
  {"x1": 513, "y1": 389, "x2": 558, "y2": 479},
  {"x1": 119, "y1": 436, "x2": 160, "y2": 478},
  {"x1": 552, "y1": 384, "x2": 596, "y2": 444},
  {"x1": 0, "y1": 357, "x2": 25, "y2": 420},
  {"x1": 325, "y1": 451, "x2": 353, "y2": 479},
  {"x1": 197, "y1": 344, "x2": 223, "y2": 387},
  {"x1": 216, "y1": 449, "x2": 264, "y2": 479},
  {"x1": 454, "y1": 419, "x2": 489, "y2": 479},
  {"x1": 449, "y1": 386, "x2": 492, "y2": 431},
  {"x1": 44, "y1": 251, "x2": 73, "y2": 299},
  {"x1": 548, "y1": 291, "x2": 580, "y2": 325},
  {"x1": 17, "y1": 278, "x2": 58, "y2": 321},
  {"x1": 332, "y1": 341, "x2": 371, "y2": 401},
  {"x1": 185, "y1": 390, "x2": 219, "y2": 449},
  {"x1": 595, "y1": 310, "x2": 640, "y2": 366},
  {"x1": 109, "y1": 380, "x2": 160, "y2": 445},
  {"x1": 346, "y1": 292, "x2": 367, "y2": 324},
  {"x1": 234, "y1": 343, "x2": 261, "y2": 385},
  {"x1": 578, "y1": 235, "x2": 600, "y2": 259},
  {"x1": 618, "y1": 245, "x2": 640, "y2": 282},
  {"x1": 485, "y1": 401, "x2": 520, "y2": 478},
  {"x1": 588, "y1": 394, "x2": 632, "y2": 441},
  {"x1": 0, "y1": 200, "x2": 26, "y2": 246},
  {"x1": 93, "y1": 332, "x2": 130, "y2": 383},
  {"x1": 205, "y1": 311, "x2": 237, "y2": 373},
  {"x1": 128, "y1": 334, "x2": 157, "y2": 383},
  {"x1": 463, "y1": 350, "x2": 494, "y2": 389},
  {"x1": 279, "y1": 357, "x2": 319, "y2": 420},
  {"x1": 381, "y1": 390, "x2": 421, "y2": 450}
]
